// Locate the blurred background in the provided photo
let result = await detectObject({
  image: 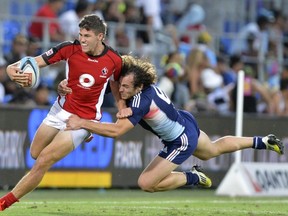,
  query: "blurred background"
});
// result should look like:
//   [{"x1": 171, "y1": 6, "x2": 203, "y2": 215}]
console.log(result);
[{"x1": 1, "y1": 0, "x2": 288, "y2": 190}]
